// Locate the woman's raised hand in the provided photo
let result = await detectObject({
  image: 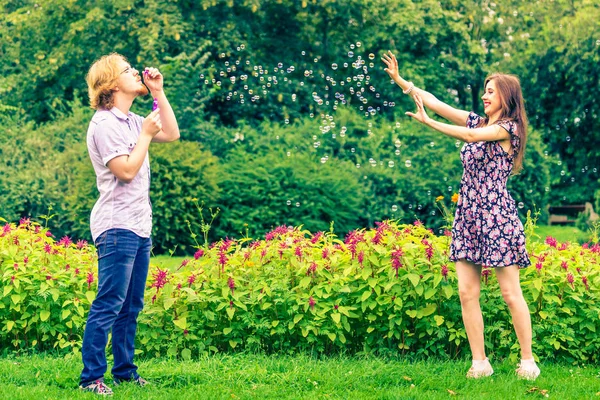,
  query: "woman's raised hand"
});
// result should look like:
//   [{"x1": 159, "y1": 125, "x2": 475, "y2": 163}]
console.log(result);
[
  {"x1": 405, "y1": 93, "x2": 431, "y2": 125},
  {"x1": 381, "y1": 51, "x2": 401, "y2": 81}
]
